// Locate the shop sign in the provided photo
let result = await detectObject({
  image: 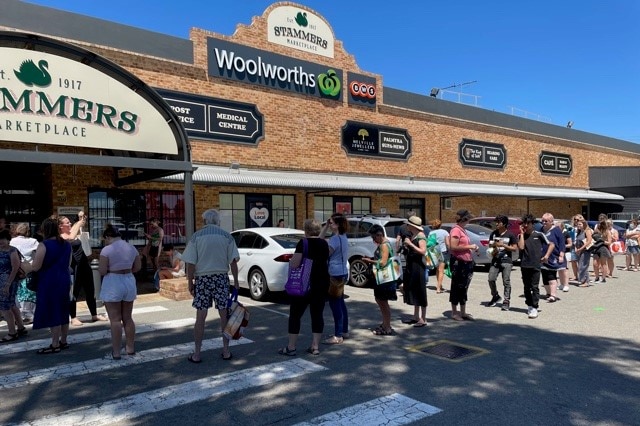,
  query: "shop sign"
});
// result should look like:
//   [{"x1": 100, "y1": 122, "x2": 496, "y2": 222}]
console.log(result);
[
  {"x1": 0, "y1": 48, "x2": 177, "y2": 154},
  {"x1": 267, "y1": 5, "x2": 334, "y2": 58},
  {"x1": 458, "y1": 138, "x2": 506, "y2": 170},
  {"x1": 539, "y1": 151, "x2": 572, "y2": 176},
  {"x1": 208, "y1": 38, "x2": 342, "y2": 101},
  {"x1": 347, "y1": 72, "x2": 376, "y2": 108},
  {"x1": 156, "y1": 89, "x2": 264, "y2": 145},
  {"x1": 341, "y1": 121, "x2": 411, "y2": 160}
]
